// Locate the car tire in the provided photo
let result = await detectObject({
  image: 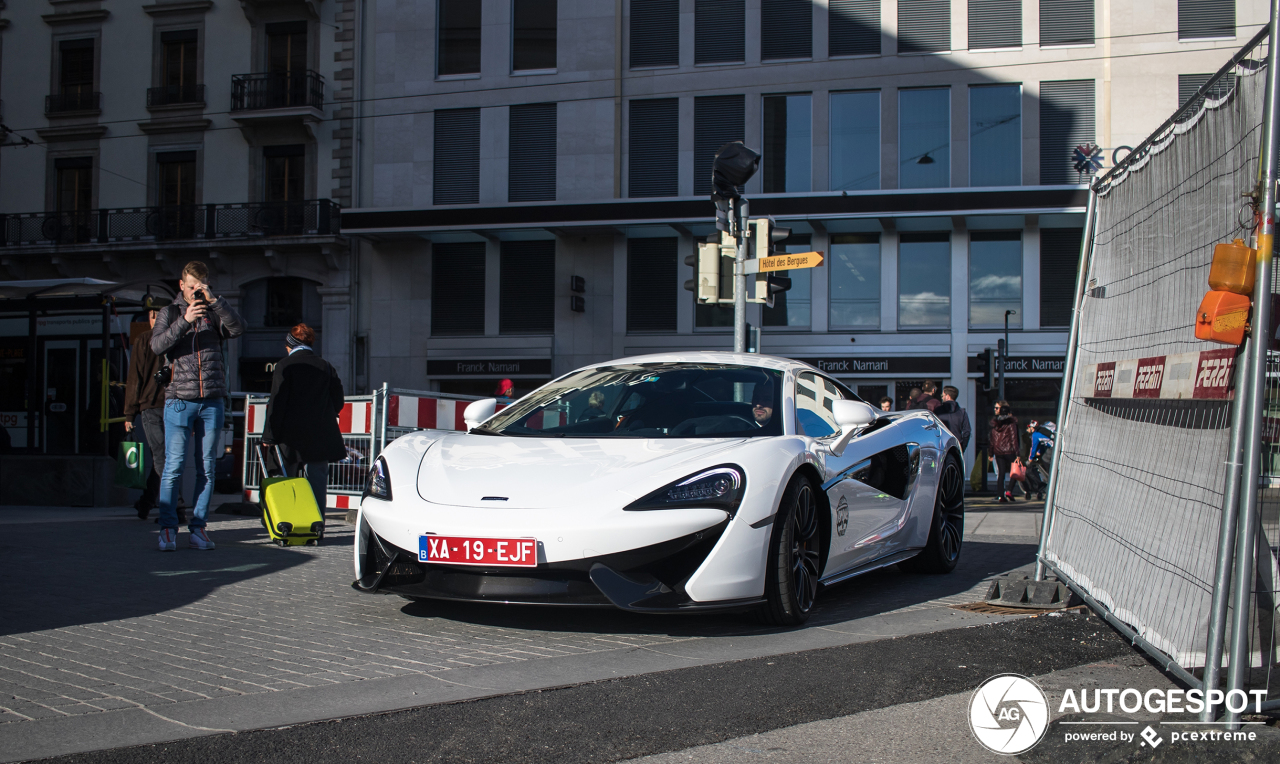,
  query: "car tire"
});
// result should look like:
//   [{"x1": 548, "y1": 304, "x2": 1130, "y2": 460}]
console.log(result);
[
  {"x1": 758, "y1": 473, "x2": 822, "y2": 626},
  {"x1": 900, "y1": 451, "x2": 965, "y2": 574}
]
